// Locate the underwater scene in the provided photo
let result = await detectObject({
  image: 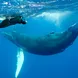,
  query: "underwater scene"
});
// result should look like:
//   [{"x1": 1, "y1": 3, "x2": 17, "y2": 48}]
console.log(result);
[{"x1": 0, "y1": 0, "x2": 78, "y2": 78}]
